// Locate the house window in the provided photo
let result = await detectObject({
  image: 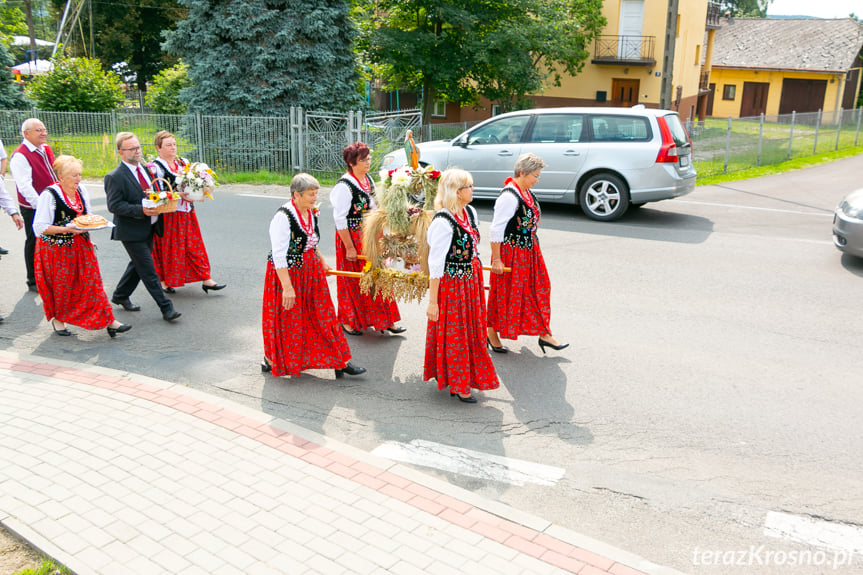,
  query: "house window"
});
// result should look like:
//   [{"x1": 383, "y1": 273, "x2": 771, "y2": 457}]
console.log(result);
[
  {"x1": 491, "y1": 104, "x2": 502, "y2": 116},
  {"x1": 432, "y1": 100, "x2": 447, "y2": 118},
  {"x1": 722, "y1": 84, "x2": 736, "y2": 100}
]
